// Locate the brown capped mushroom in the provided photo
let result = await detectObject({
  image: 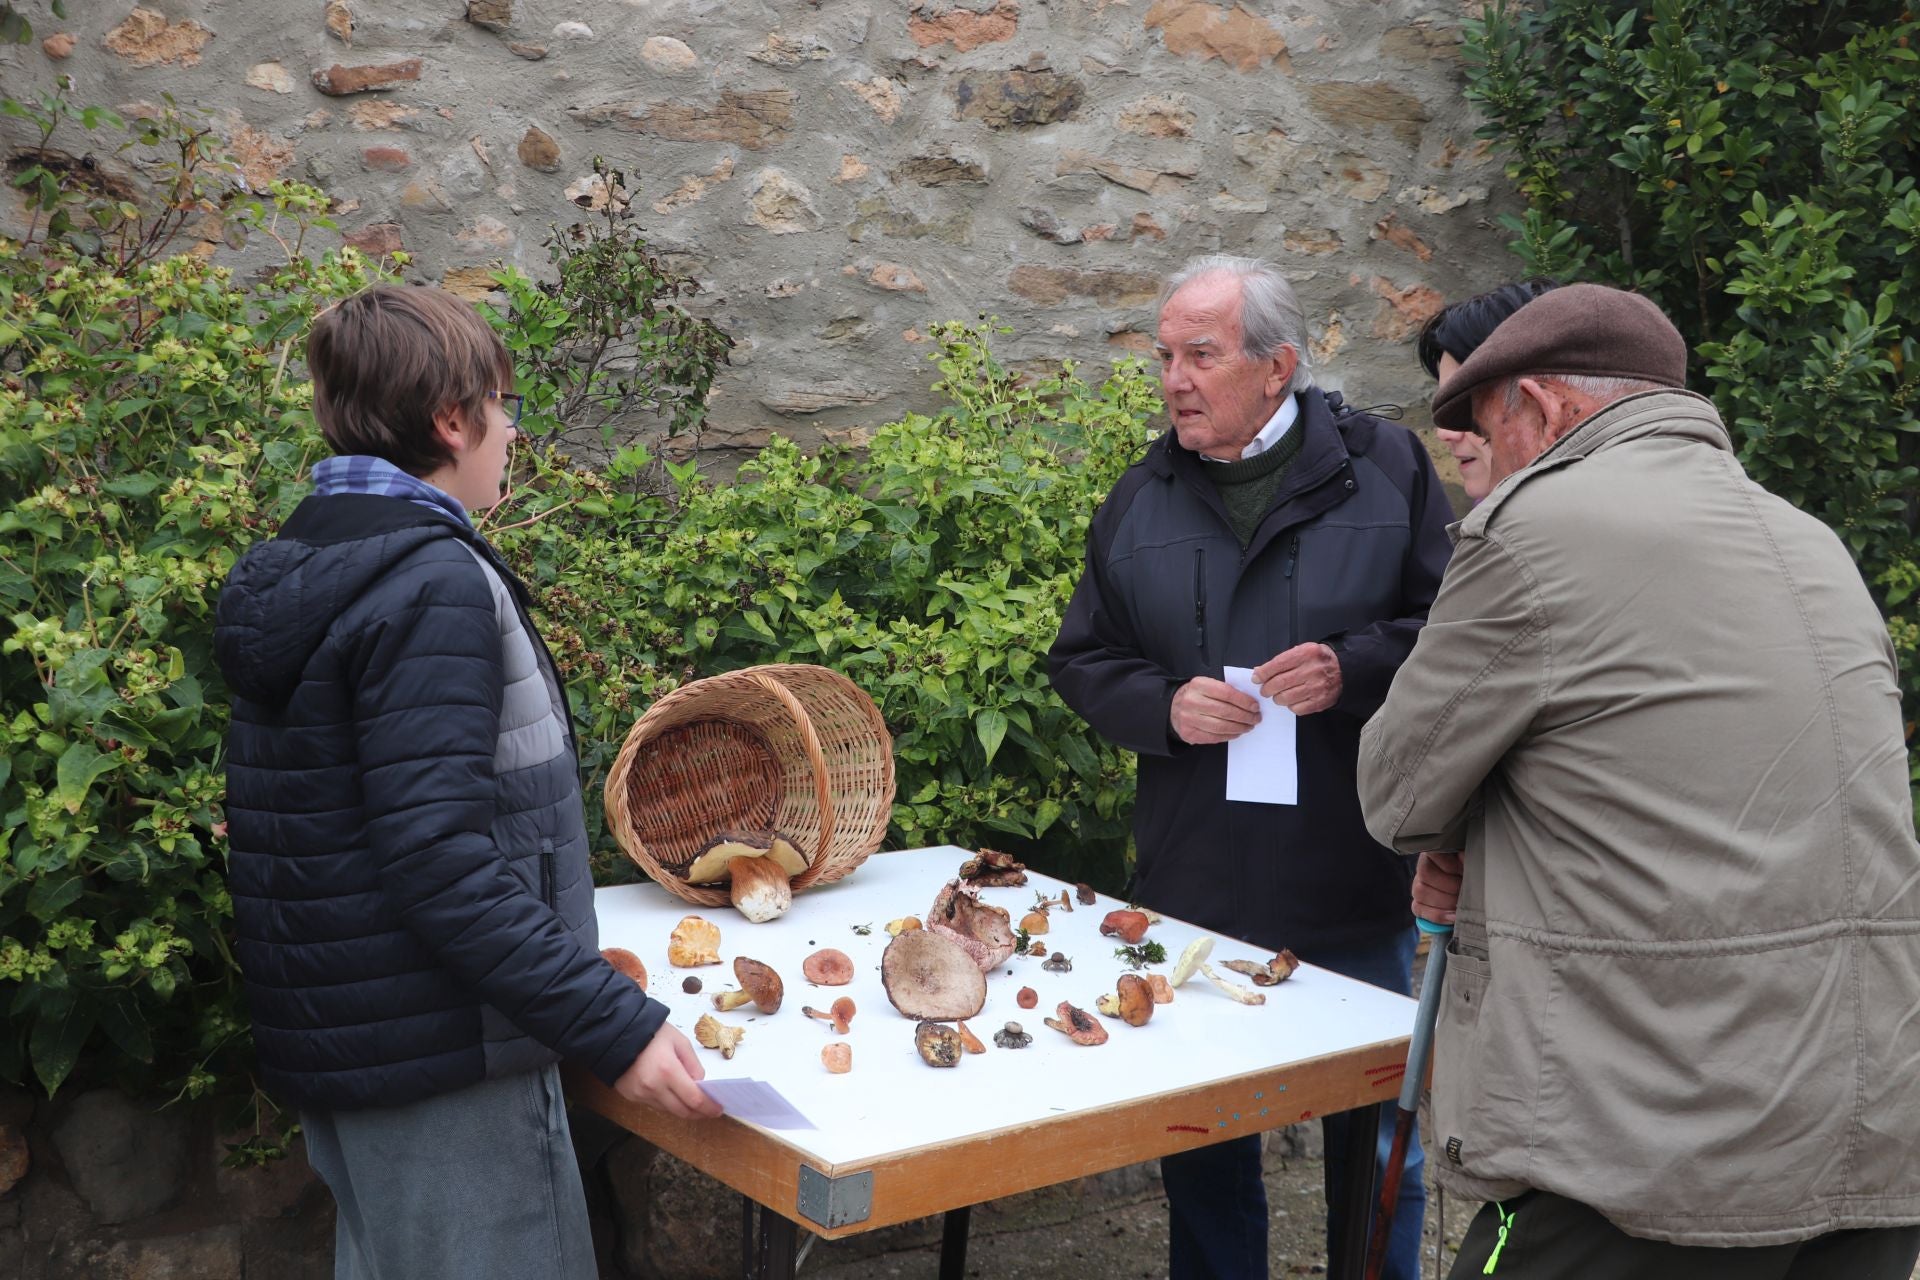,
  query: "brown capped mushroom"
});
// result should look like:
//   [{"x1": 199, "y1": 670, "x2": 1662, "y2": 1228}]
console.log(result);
[
  {"x1": 1042, "y1": 952, "x2": 1073, "y2": 973},
  {"x1": 1147, "y1": 974, "x2": 1175, "y2": 1004},
  {"x1": 681, "y1": 832, "x2": 810, "y2": 924},
  {"x1": 1075, "y1": 882, "x2": 1097, "y2": 905},
  {"x1": 1044, "y1": 1001, "x2": 1109, "y2": 1046},
  {"x1": 802, "y1": 997, "x2": 857, "y2": 1035},
  {"x1": 1019, "y1": 910, "x2": 1051, "y2": 936},
  {"x1": 694, "y1": 1013, "x2": 744, "y2": 1059},
  {"x1": 885, "y1": 915, "x2": 922, "y2": 937},
  {"x1": 1099, "y1": 910, "x2": 1151, "y2": 944},
  {"x1": 881, "y1": 928, "x2": 987, "y2": 1020},
  {"x1": 802, "y1": 948, "x2": 855, "y2": 986},
  {"x1": 821, "y1": 1042, "x2": 852, "y2": 1074},
  {"x1": 993, "y1": 1021, "x2": 1031, "y2": 1049},
  {"x1": 602, "y1": 947, "x2": 647, "y2": 988},
  {"x1": 667, "y1": 915, "x2": 722, "y2": 967},
  {"x1": 1222, "y1": 950, "x2": 1303, "y2": 987},
  {"x1": 1054, "y1": 889, "x2": 1074, "y2": 913},
  {"x1": 1017, "y1": 986, "x2": 1039, "y2": 1009},
  {"x1": 915, "y1": 1020, "x2": 964, "y2": 1067},
  {"x1": 927, "y1": 880, "x2": 1017, "y2": 971},
  {"x1": 956, "y1": 1020, "x2": 986, "y2": 1054},
  {"x1": 1028, "y1": 942, "x2": 1049, "y2": 959},
  {"x1": 711, "y1": 957, "x2": 783, "y2": 1014},
  {"x1": 682, "y1": 976, "x2": 703, "y2": 995},
  {"x1": 1114, "y1": 974, "x2": 1156, "y2": 1026},
  {"x1": 957, "y1": 847, "x2": 1028, "y2": 887}
]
